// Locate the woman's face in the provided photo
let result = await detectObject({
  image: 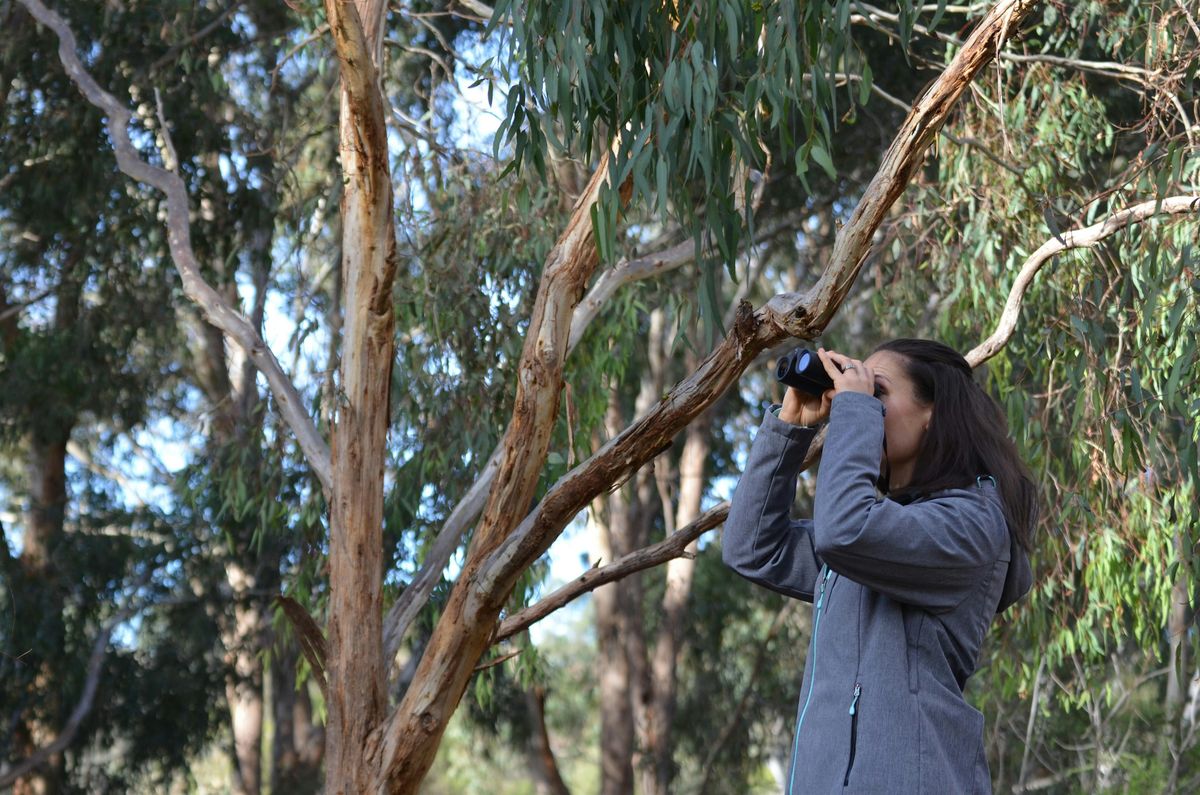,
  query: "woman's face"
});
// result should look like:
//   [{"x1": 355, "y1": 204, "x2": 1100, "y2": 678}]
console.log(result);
[{"x1": 862, "y1": 350, "x2": 932, "y2": 486}]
